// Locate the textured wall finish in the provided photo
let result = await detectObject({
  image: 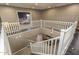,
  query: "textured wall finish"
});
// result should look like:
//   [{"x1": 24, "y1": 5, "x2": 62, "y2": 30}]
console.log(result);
[
  {"x1": 42, "y1": 4, "x2": 79, "y2": 22},
  {"x1": 1, "y1": 4, "x2": 79, "y2": 22},
  {"x1": 0, "y1": 6, "x2": 41, "y2": 22}
]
